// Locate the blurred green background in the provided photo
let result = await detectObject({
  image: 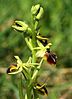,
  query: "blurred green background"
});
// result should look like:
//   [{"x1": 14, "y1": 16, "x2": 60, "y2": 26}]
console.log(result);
[{"x1": 0, "y1": 0, "x2": 72, "y2": 99}]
